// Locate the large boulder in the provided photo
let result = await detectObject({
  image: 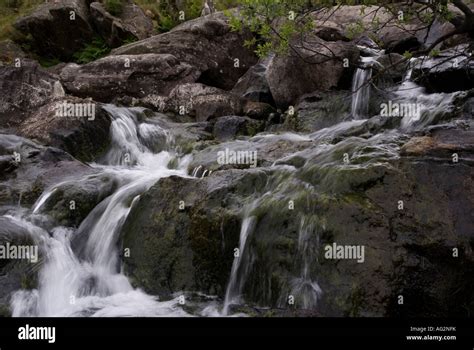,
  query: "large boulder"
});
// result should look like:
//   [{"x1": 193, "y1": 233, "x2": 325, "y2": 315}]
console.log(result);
[
  {"x1": 163, "y1": 83, "x2": 244, "y2": 122},
  {"x1": 121, "y1": 169, "x2": 268, "y2": 298},
  {"x1": 412, "y1": 45, "x2": 474, "y2": 93},
  {"x1": 112, "y1": 12, "x2": 258, "y2": 90},
  {"x1": 120, "y1": 124, "x2": 474, "y2": 316},
  {"x1": 13, "y1": 0, "x2": 95, "y2": 60},
  {"x1": 0, "y1": 59, "x2": 63, "y2": 130},
  {"x1": 232, "y1": 56, "x2": 275, "y2": 105},
  {"x1": 0, "y1": 134, "x2": 96, "y2": 207},
  {"x1": 17, "y1": 97, "x2": 112, "y2": 162},
  {"x1": 60, "y1": 54, "x2": 199, "y2": 102},
  {"x1": 213, "y1": 116, "x2": 265, "y2": 141},
  {"x1": 90, "y1": 1, "x2": 154, "y2": 48},
  {"x1": 266, "y1": 35, "x2": 360, "y2": 108},
  {"x1": 0, "y1": 216, "x2": 42, "y2": 316},
  {"x1": 34, "y1": 171, "x2": 119, "y2": 228}
]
